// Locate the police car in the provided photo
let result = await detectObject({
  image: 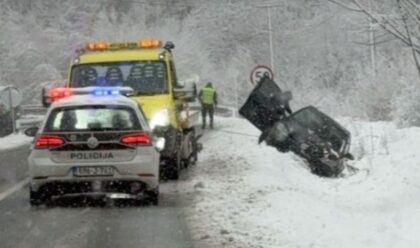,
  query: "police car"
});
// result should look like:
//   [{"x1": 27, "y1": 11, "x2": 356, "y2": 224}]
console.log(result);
[{"x1": 24, "y1": 87, "x2": 162, "y2": 206}]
